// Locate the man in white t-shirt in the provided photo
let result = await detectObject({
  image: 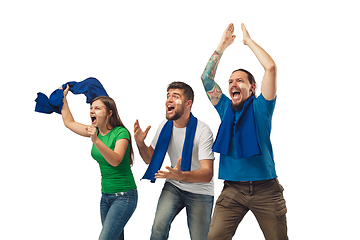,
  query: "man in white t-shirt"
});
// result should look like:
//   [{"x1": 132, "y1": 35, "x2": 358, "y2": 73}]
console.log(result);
[{"x1": 134, "y1": 81, "x2": 215, "y2": 240}]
